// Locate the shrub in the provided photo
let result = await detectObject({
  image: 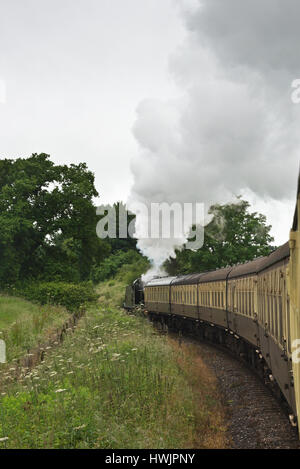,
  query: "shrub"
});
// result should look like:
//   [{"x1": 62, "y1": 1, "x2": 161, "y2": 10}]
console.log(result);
[
  {"x1": 16, "y1": 282, "x2": 97, "y2": 312},
  {"x1": 90, "y1": 250, "x2": 149, "y2": 284}
]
